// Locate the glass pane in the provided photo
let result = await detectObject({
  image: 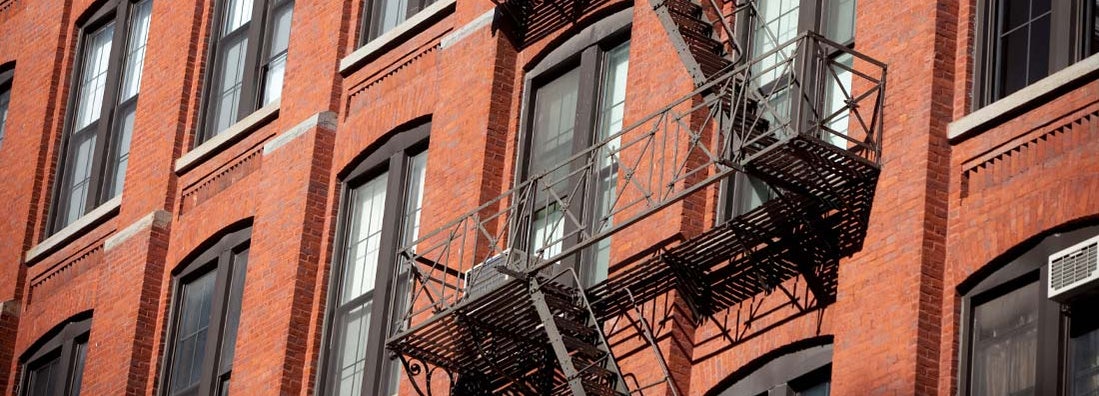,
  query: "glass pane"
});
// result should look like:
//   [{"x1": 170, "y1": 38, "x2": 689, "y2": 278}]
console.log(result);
[
  {"x1": 999, "y1": 27, "x2": 1028, "y2": 97},
  {"x1": 372, "y1": 0, "x2": 409, "y2": 40},
  {"x1": 223, "y1": 0, "x2": 254, "y2": 34},
  {"x1": 532, "y1": 203, "x2": 564, "y2": 259},
  {"x1": 971, "y1": 281, "x2": 1039, "y2": 396},
  {"x1": 1071, "y1": 324, "x2": 1099, "y2": 395},
  {"x1": 0, "y1": 84, "x2": 10, "y2": 148},
  {"x1": 1027, "y1": 14, "x2": 1050, "y2": 83},
  {"x1": 63, "y1": 128, "x2": 98, "y2": 226},
  {"x1": 219, "y1": 249, "x2": 249, "y2": 373},
  {"x1": 120, "y1": 0, "x2": 153, "y2": 101},
  {"x1": 71, "y1": 341, "x2": 88, "y2": 395},
  {"x1": 738, "y1": 175, "x2": 774, "y2": 214},
  {"x1": 26, "y1": 356, "x2": 61, "y2": 396},
  {"x1": 75, "y1": 22, "x2": 115, "y2": 130},
  {"x1": 212, "y1": 35, "x2": 249, "y2": 134},
  {"x1": 822, "y1": 54, "x2": 854, "y2": 147},
  {"x1": 824, "y1": 0, "x2": 856, "y2": 44},
  {"x1": 335, "y1": 301, "x2": 372, "y2": 396},
  {"x1": 342, "y1": 174, "x2": 388, "y2": 303},
  {"x1": 751, "y1": 0, "x2": 799, "y2": 85},
  {"x1": 262, "y1": 4, "x2": 293, "y2": 106},
  {"x1": 401, "y1": 151, "x2": 427, "y2": 248},
  {"x1": 169, "y1": 270, "x2": 217, "y2": 395},
  {"x1": 1003, "y1": 0, "x2": 1029, "y2": 31},
  {"x1": 798, "y1": 381, "x2": 830, "y2": 396},
  {"x1": 109, "y1": 100, "x2": 136, "y2": 198},
  {"x1": 588, "y1": 41, "x2": 629, "y2": 286}
]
